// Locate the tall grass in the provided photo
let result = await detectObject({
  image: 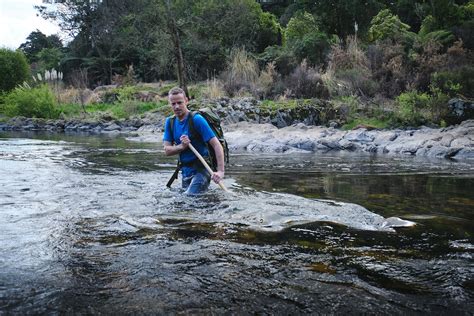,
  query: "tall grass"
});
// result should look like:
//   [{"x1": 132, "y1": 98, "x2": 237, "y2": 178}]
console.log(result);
[{"x1": 222, "y1": 48, "x2": 259, "y2": 96}]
